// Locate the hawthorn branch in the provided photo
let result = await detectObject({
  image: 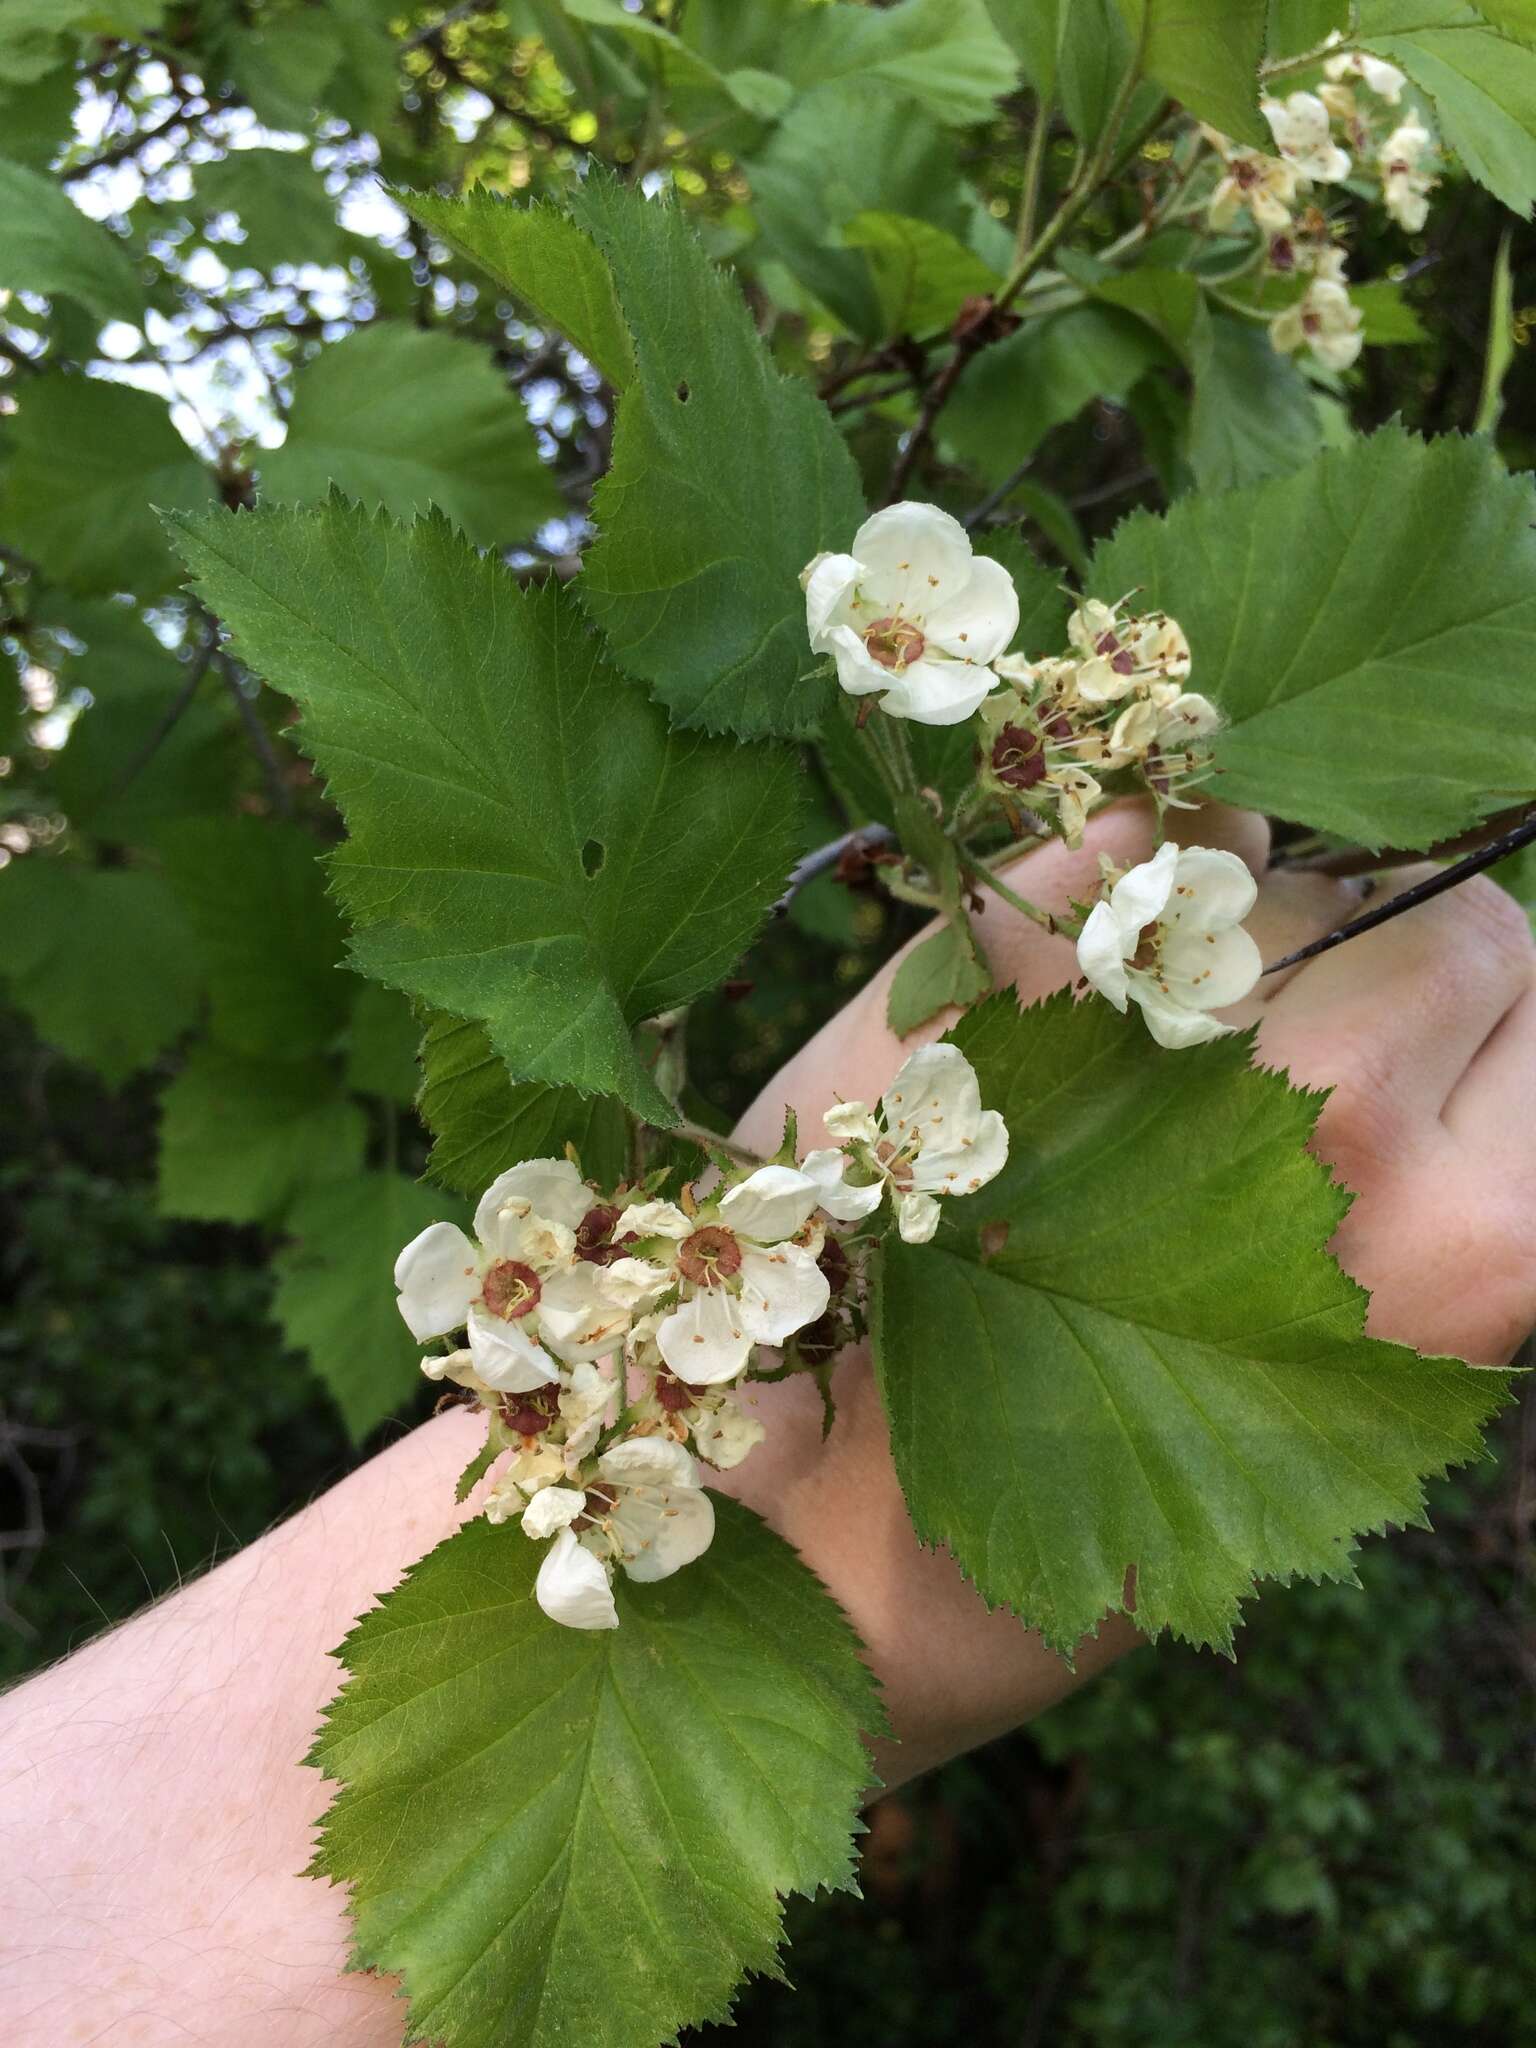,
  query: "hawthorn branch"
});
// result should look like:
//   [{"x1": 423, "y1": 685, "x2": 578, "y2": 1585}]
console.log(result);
[
  {"x1": 1262, "y1": 810, "x2": 1536, "y2": 976},
  {"x1": 101, "y1": 627, "x2": 218, "y2": 803},
  {"x1": 61, "y1": 99, "x2": 190, "y2": 182}
]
